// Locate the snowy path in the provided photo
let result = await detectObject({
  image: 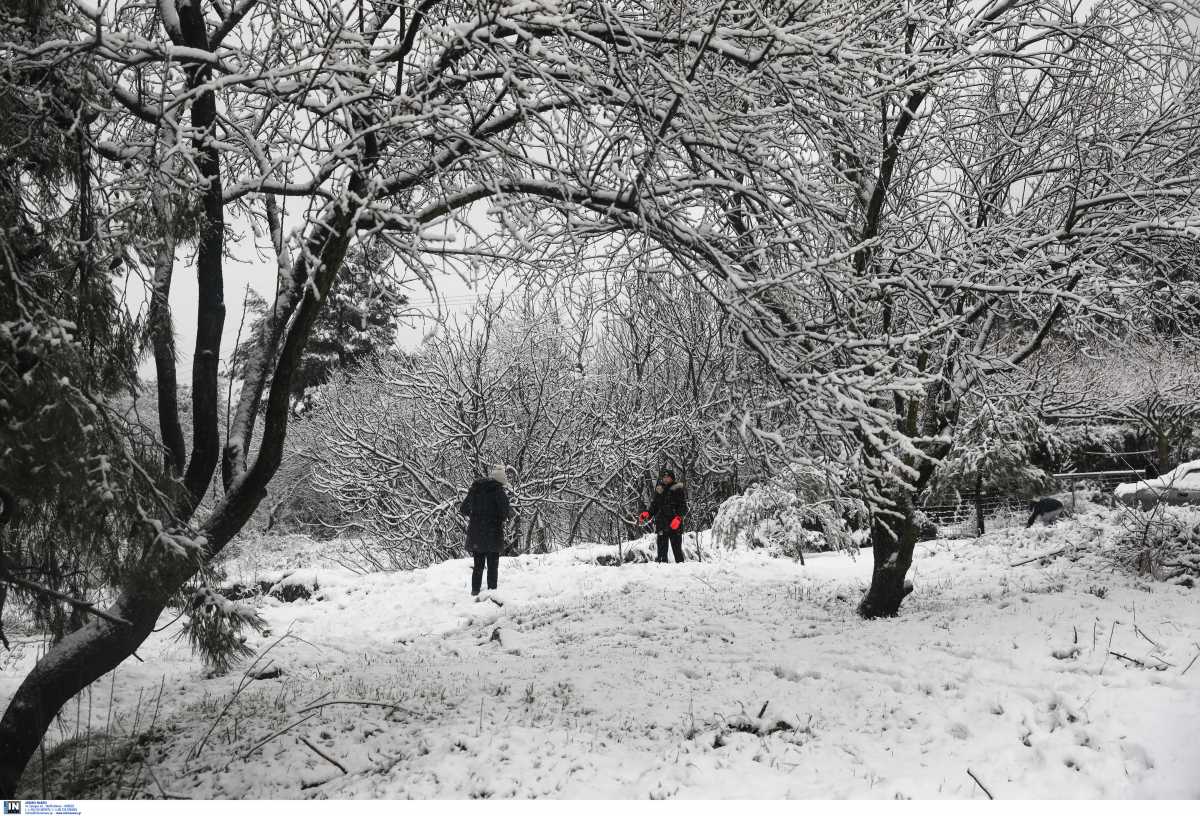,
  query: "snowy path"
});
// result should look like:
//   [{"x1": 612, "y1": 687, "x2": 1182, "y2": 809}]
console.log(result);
[{"x1": 3, "y1": 528, "x2": 1199, "y2": 799}]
